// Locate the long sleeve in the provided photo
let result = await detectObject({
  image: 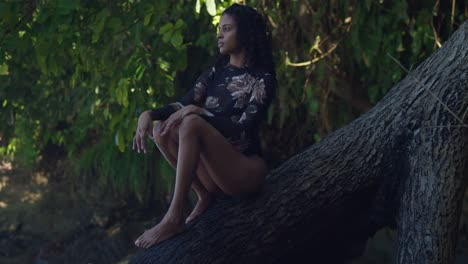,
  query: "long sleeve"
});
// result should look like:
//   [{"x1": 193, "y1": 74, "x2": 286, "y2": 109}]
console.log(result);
[
  {"x1": 200, "y1": 72, "x2": 276, "y2": 141},
  {"x1": 150, "y1": 67, "x2": 215, "y2": 120}
]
